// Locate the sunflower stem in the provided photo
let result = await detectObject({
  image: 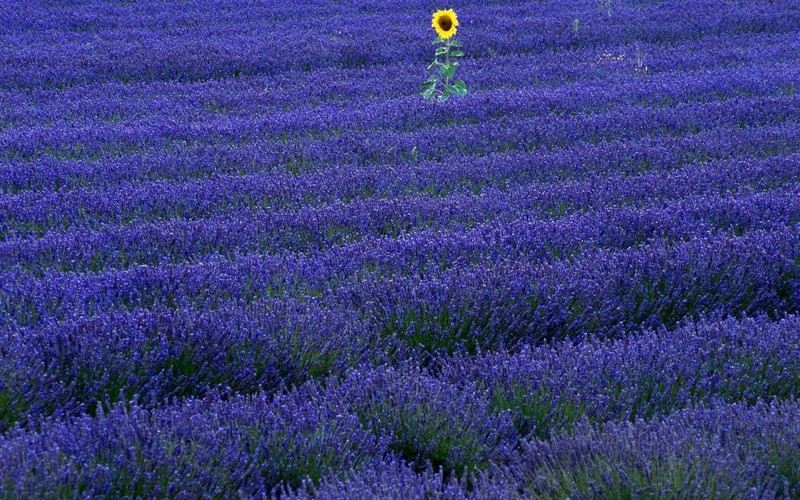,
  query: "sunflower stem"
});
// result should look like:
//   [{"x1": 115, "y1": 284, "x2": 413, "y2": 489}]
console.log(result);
[
  {"x1": 422, "y1": 13, "x2": 467, "y2": 103},
  {"x1": 444, "y1": 43, "x2": 450, "y2": 88}
]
